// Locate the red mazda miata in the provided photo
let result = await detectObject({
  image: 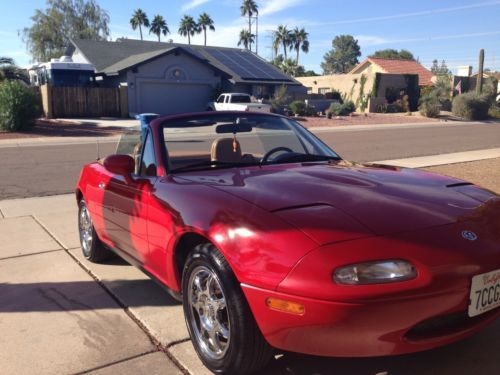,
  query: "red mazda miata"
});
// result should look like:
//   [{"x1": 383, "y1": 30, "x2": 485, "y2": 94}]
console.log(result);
[{"x1": 76, "y1": 112, "x2": 500, "y2": 374}]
